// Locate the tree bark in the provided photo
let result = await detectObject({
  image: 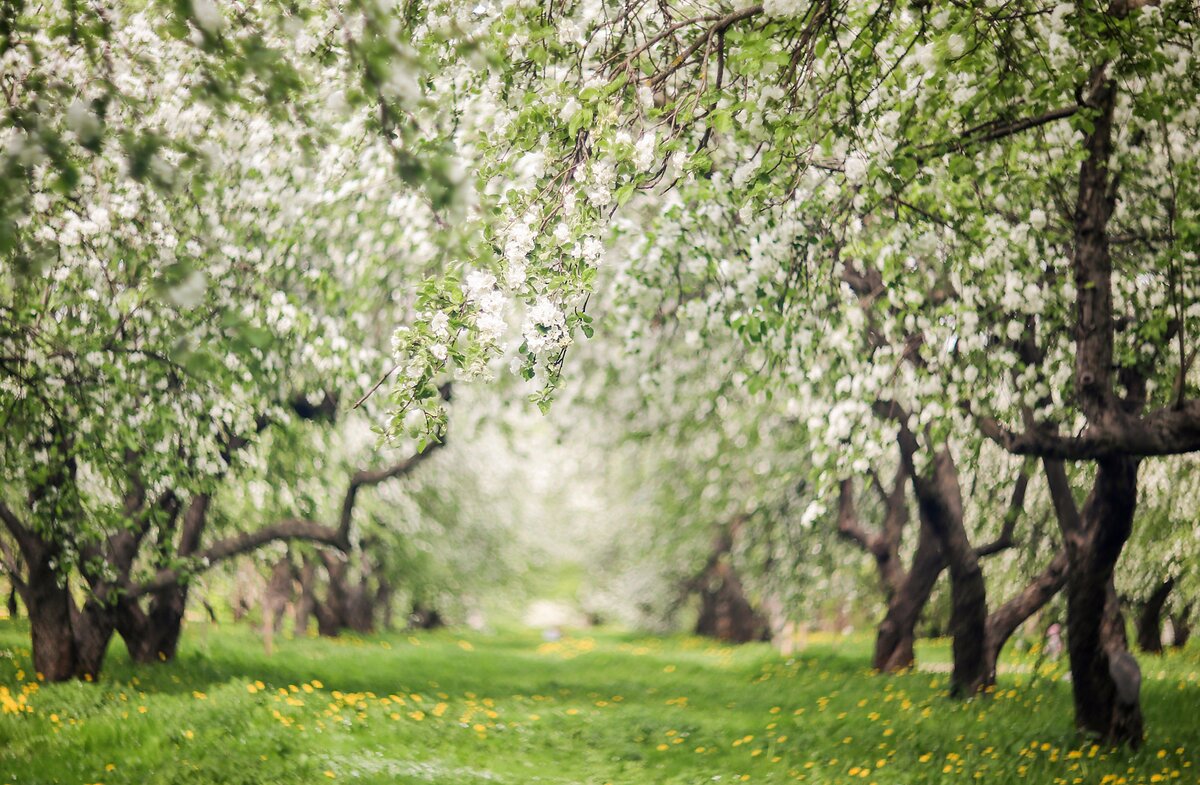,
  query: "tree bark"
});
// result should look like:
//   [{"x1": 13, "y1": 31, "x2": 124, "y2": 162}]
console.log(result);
[
  {"x1": 1055, "y1": 457, "x2": 1144, "y2": 747},
  {"x1": 24, "y1": 541, "x2": 81, "y2": 681},
  {"x1": 1136, "y1": 578, "x2": 1174, "y2": 654},
  {"x1": 17, "y1": 537, "x2": 115, "y2": 681},
  {"x1": 873, "y1": 521, "x2": 944, "y2": 672},
  {"x1": 905, "y1": 446, "x2": 989, "y2": 696}
]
